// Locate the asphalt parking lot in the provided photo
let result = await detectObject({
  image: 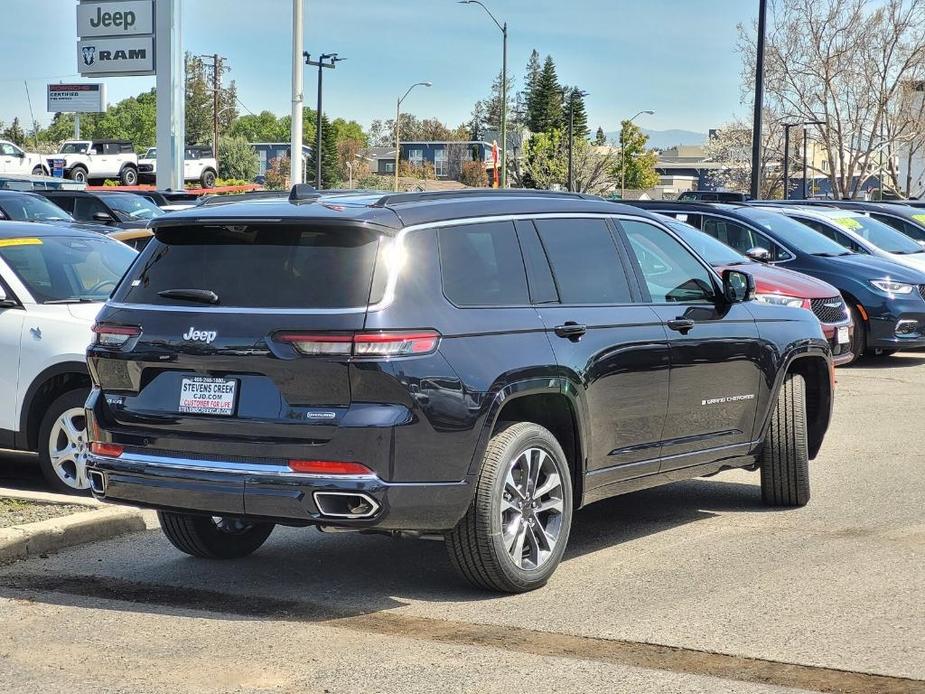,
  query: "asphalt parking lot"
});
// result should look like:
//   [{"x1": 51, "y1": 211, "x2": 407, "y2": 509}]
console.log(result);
[{"x1": 0, "y1": 355, "x2": 923, "y2": 694}]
